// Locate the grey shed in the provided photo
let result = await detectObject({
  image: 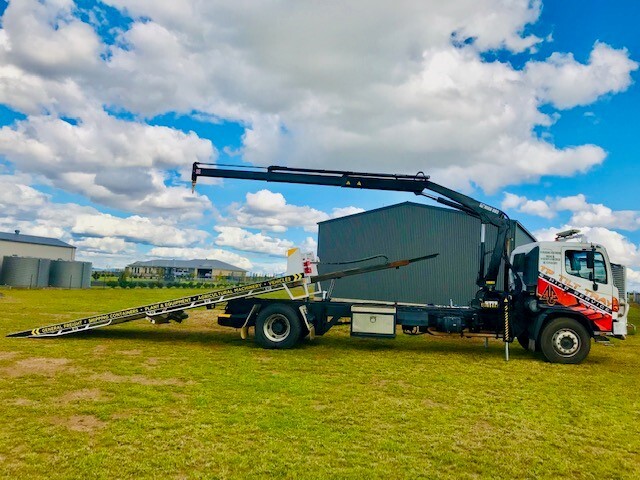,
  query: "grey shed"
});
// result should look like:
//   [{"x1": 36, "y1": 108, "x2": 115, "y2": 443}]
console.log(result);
[{"x1": 317, "y1": 202, "x2": 536, "y2": 306}]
